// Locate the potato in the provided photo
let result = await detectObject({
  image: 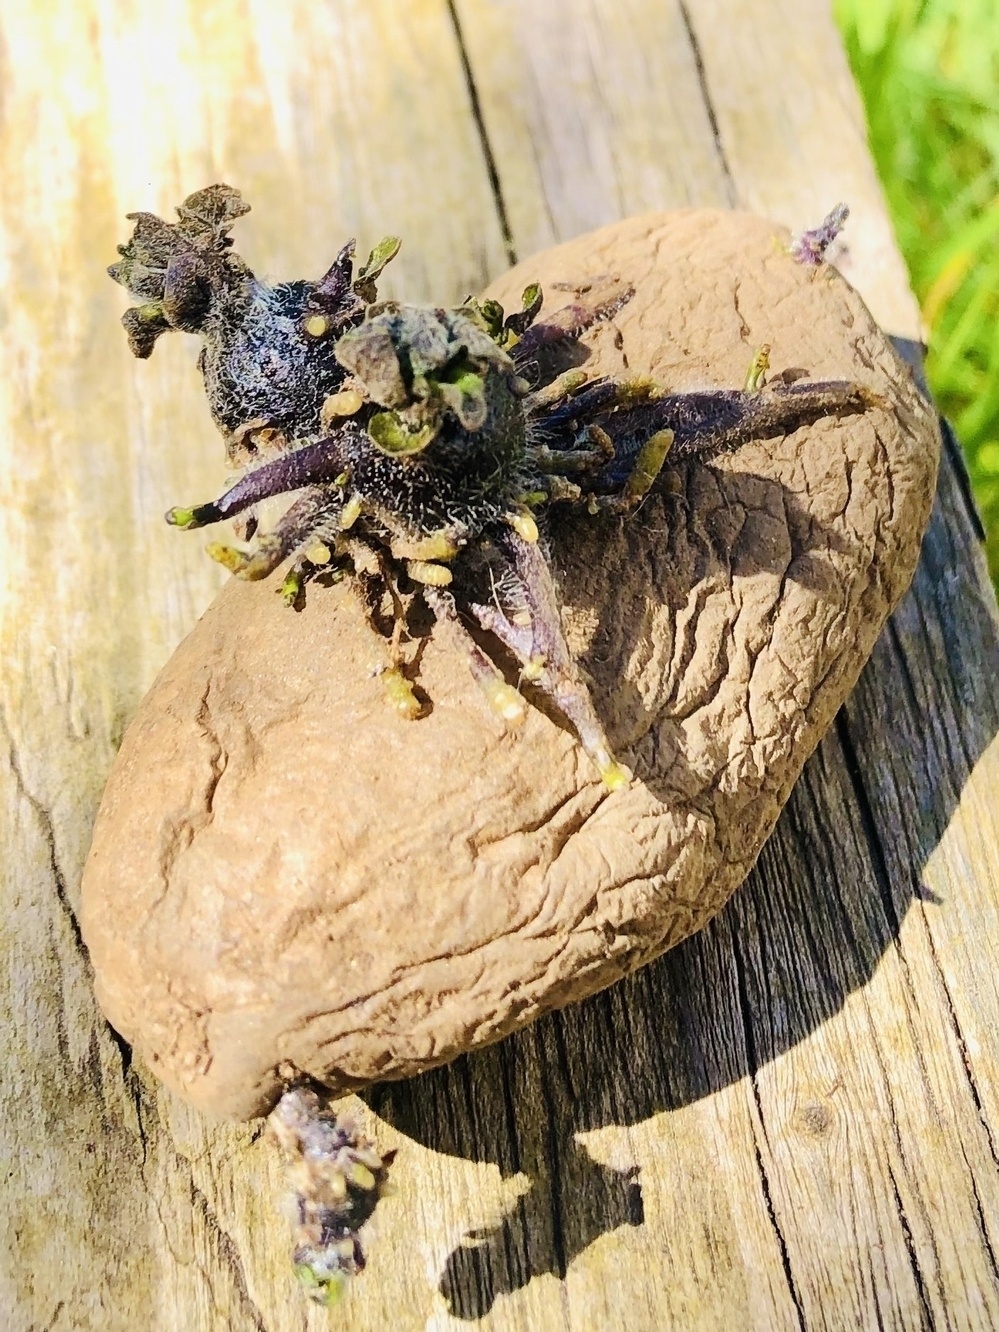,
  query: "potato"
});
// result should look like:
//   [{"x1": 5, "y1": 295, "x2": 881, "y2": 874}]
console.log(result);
[{"x1": 80, "y1": 211, "x2": 939, "y2": 1120}]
